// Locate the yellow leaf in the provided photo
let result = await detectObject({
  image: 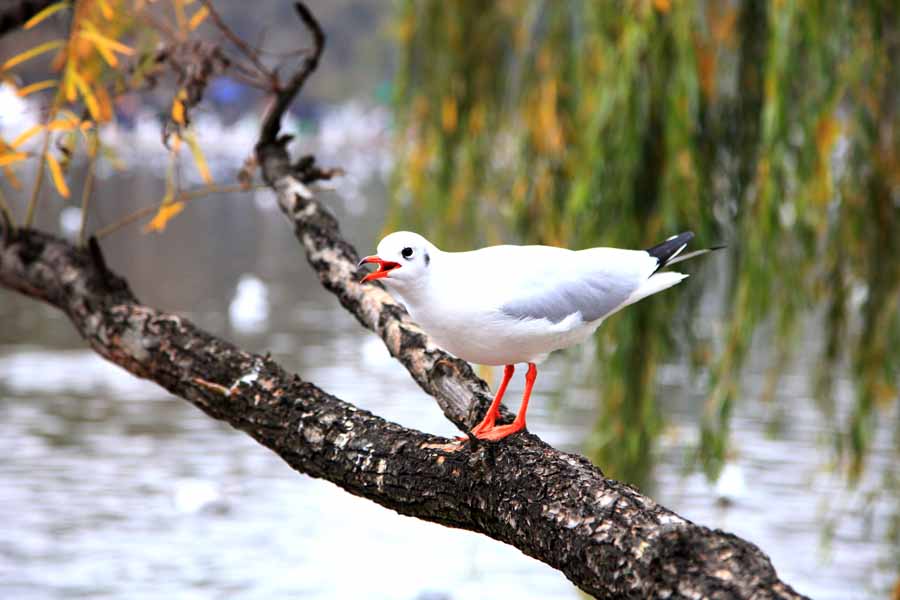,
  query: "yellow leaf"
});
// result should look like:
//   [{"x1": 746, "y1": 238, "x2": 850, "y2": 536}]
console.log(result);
[
  {"x1": 94, "y1": 84, "x2": 113, "y2": 121},
  {"x1": 3, "y1": 166, "x2": 23, "y2": 190},
  {"x1": 17, "y1": 79, "x2": 58, "y2": 97},
  {"x1": 189, "y1": 6, "x2": 210, "y2": 30},
  {"x1": 63, "y1": 70, "x2": 77, "y2": 101},
  {"x1": 24, "y1": 1, "x2": 70, "y2": 30},
  {"x1": 441, "y1": 97, "x2": 457, "y2": 133},
  {"x1": 0, "y1": 152, "x2": 29, "y2": 166},
  {"x1": 11, "y1": 125, "x2": 44, "y2": 148},
  {"x1": 89, "y1": 35, "x2": 119, "y2": 67},
  {"x1": 144, "y1": 201, "x2": 184, "y2": 233},
  {"x1": 184, "y1": 130, "x2": 212, "y2": 184},
  {"x1": 98, "y1": 0, "x2": 114, "y2": 19},
  {"x1": 816, "y1": 115, "x2": 840, "y2": 157},
  {"x1": 50, "y1": 46, "x2": 67, "y2": 71},
  {"x1": 46, "y1": 118, "x2": 79, "y2": 132},
  {"x1": 171, "y1": 89, "x2": 187, "y2": 125},
  {"x1": 1, "y1": 39, "x2": 65, "y2": 71},
  {"x1": 78, "y1": 29, "x2": 135, "y2": 57},
  {"x1": 70, "y1": 70, "x2": 100, "y2": 120},
  {"x1": 45, "y1": 152, "x2": 70, "y2": 198}
]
